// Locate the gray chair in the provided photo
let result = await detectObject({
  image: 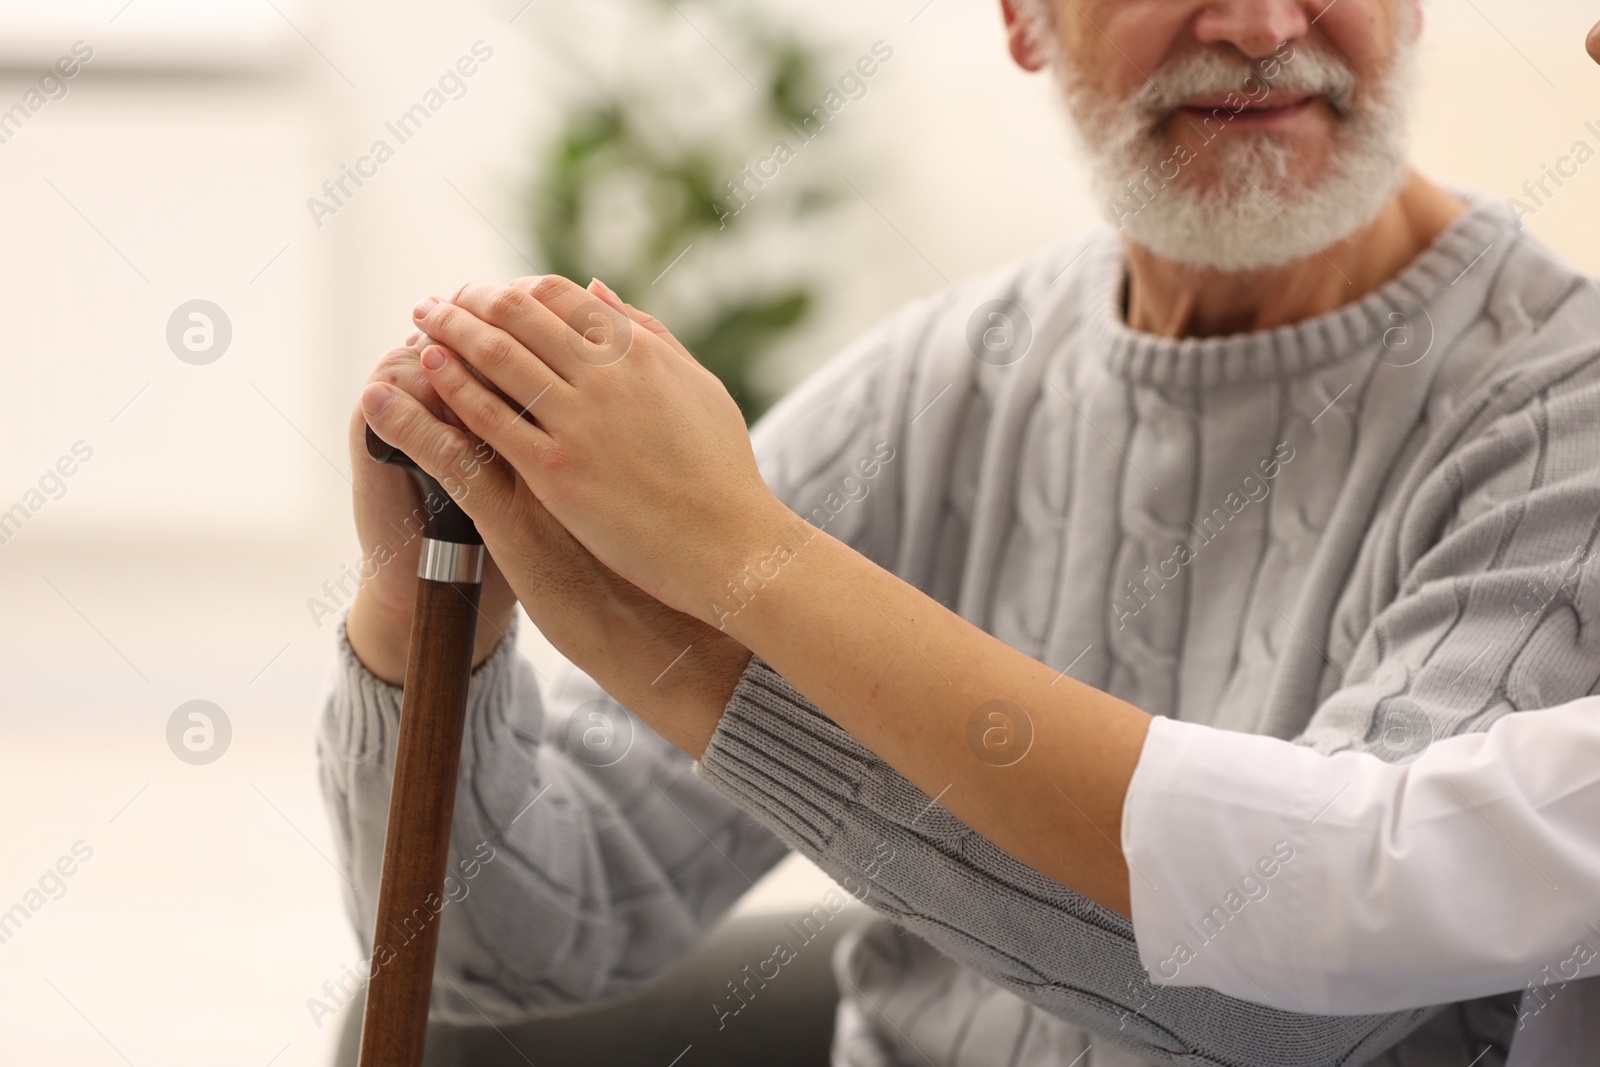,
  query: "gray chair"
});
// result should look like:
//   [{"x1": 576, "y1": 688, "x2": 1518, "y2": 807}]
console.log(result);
[{"x1": 333, "y1": 908, "x2": 870, "y2": 1067}]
